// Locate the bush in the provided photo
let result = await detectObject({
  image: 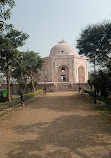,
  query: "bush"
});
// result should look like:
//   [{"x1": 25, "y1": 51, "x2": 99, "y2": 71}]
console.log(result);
[
  {"x1": 0, "y1": 90, "x2": 8, "y2": 102},
  {"x1": 24, "y1": 89, "x2": 43, "y2": 101},
  {"x1": 0, "y1": 89, "x2": 44, "y2": 111},
  {"x1": 84, "y1": 89, "x2": 111, "y2": 105},
  {"x1": 9, "y1": 98, "x2": 20, "y2": 107}
]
